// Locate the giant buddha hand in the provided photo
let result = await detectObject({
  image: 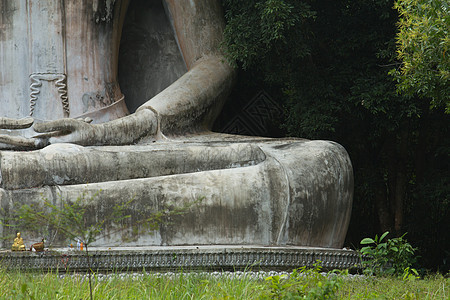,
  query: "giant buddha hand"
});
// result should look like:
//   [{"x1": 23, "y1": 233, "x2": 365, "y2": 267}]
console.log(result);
[
  {"x1": 0, "y1": 117, "x2": 43, "y2": 148},
  {"x1": 0, "y1": 116, "x2": 99, "y2": 148},
  {"x1": 33, "y1": 109, "x2": 158, "y2": 146},
  {"x1": 0, "y1": 112, "x2": 156, "y2": 149}
]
